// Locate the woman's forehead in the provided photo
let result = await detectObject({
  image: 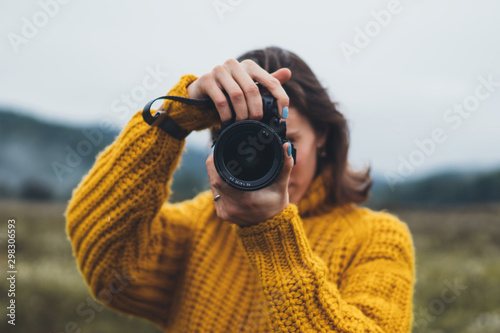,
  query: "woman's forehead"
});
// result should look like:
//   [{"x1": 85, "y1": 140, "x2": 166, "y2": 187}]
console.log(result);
[{"x1": 286, "y1": 106, "x2": 309, "y2": 127}]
